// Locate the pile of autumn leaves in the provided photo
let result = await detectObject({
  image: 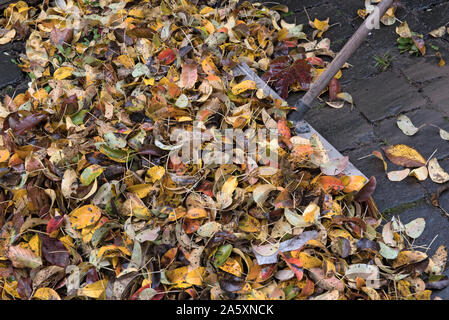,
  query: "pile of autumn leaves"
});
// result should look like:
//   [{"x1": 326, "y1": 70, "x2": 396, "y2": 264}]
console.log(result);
[{"x1": 0, "y1": 0, "x2": 446, "y2": 300}]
